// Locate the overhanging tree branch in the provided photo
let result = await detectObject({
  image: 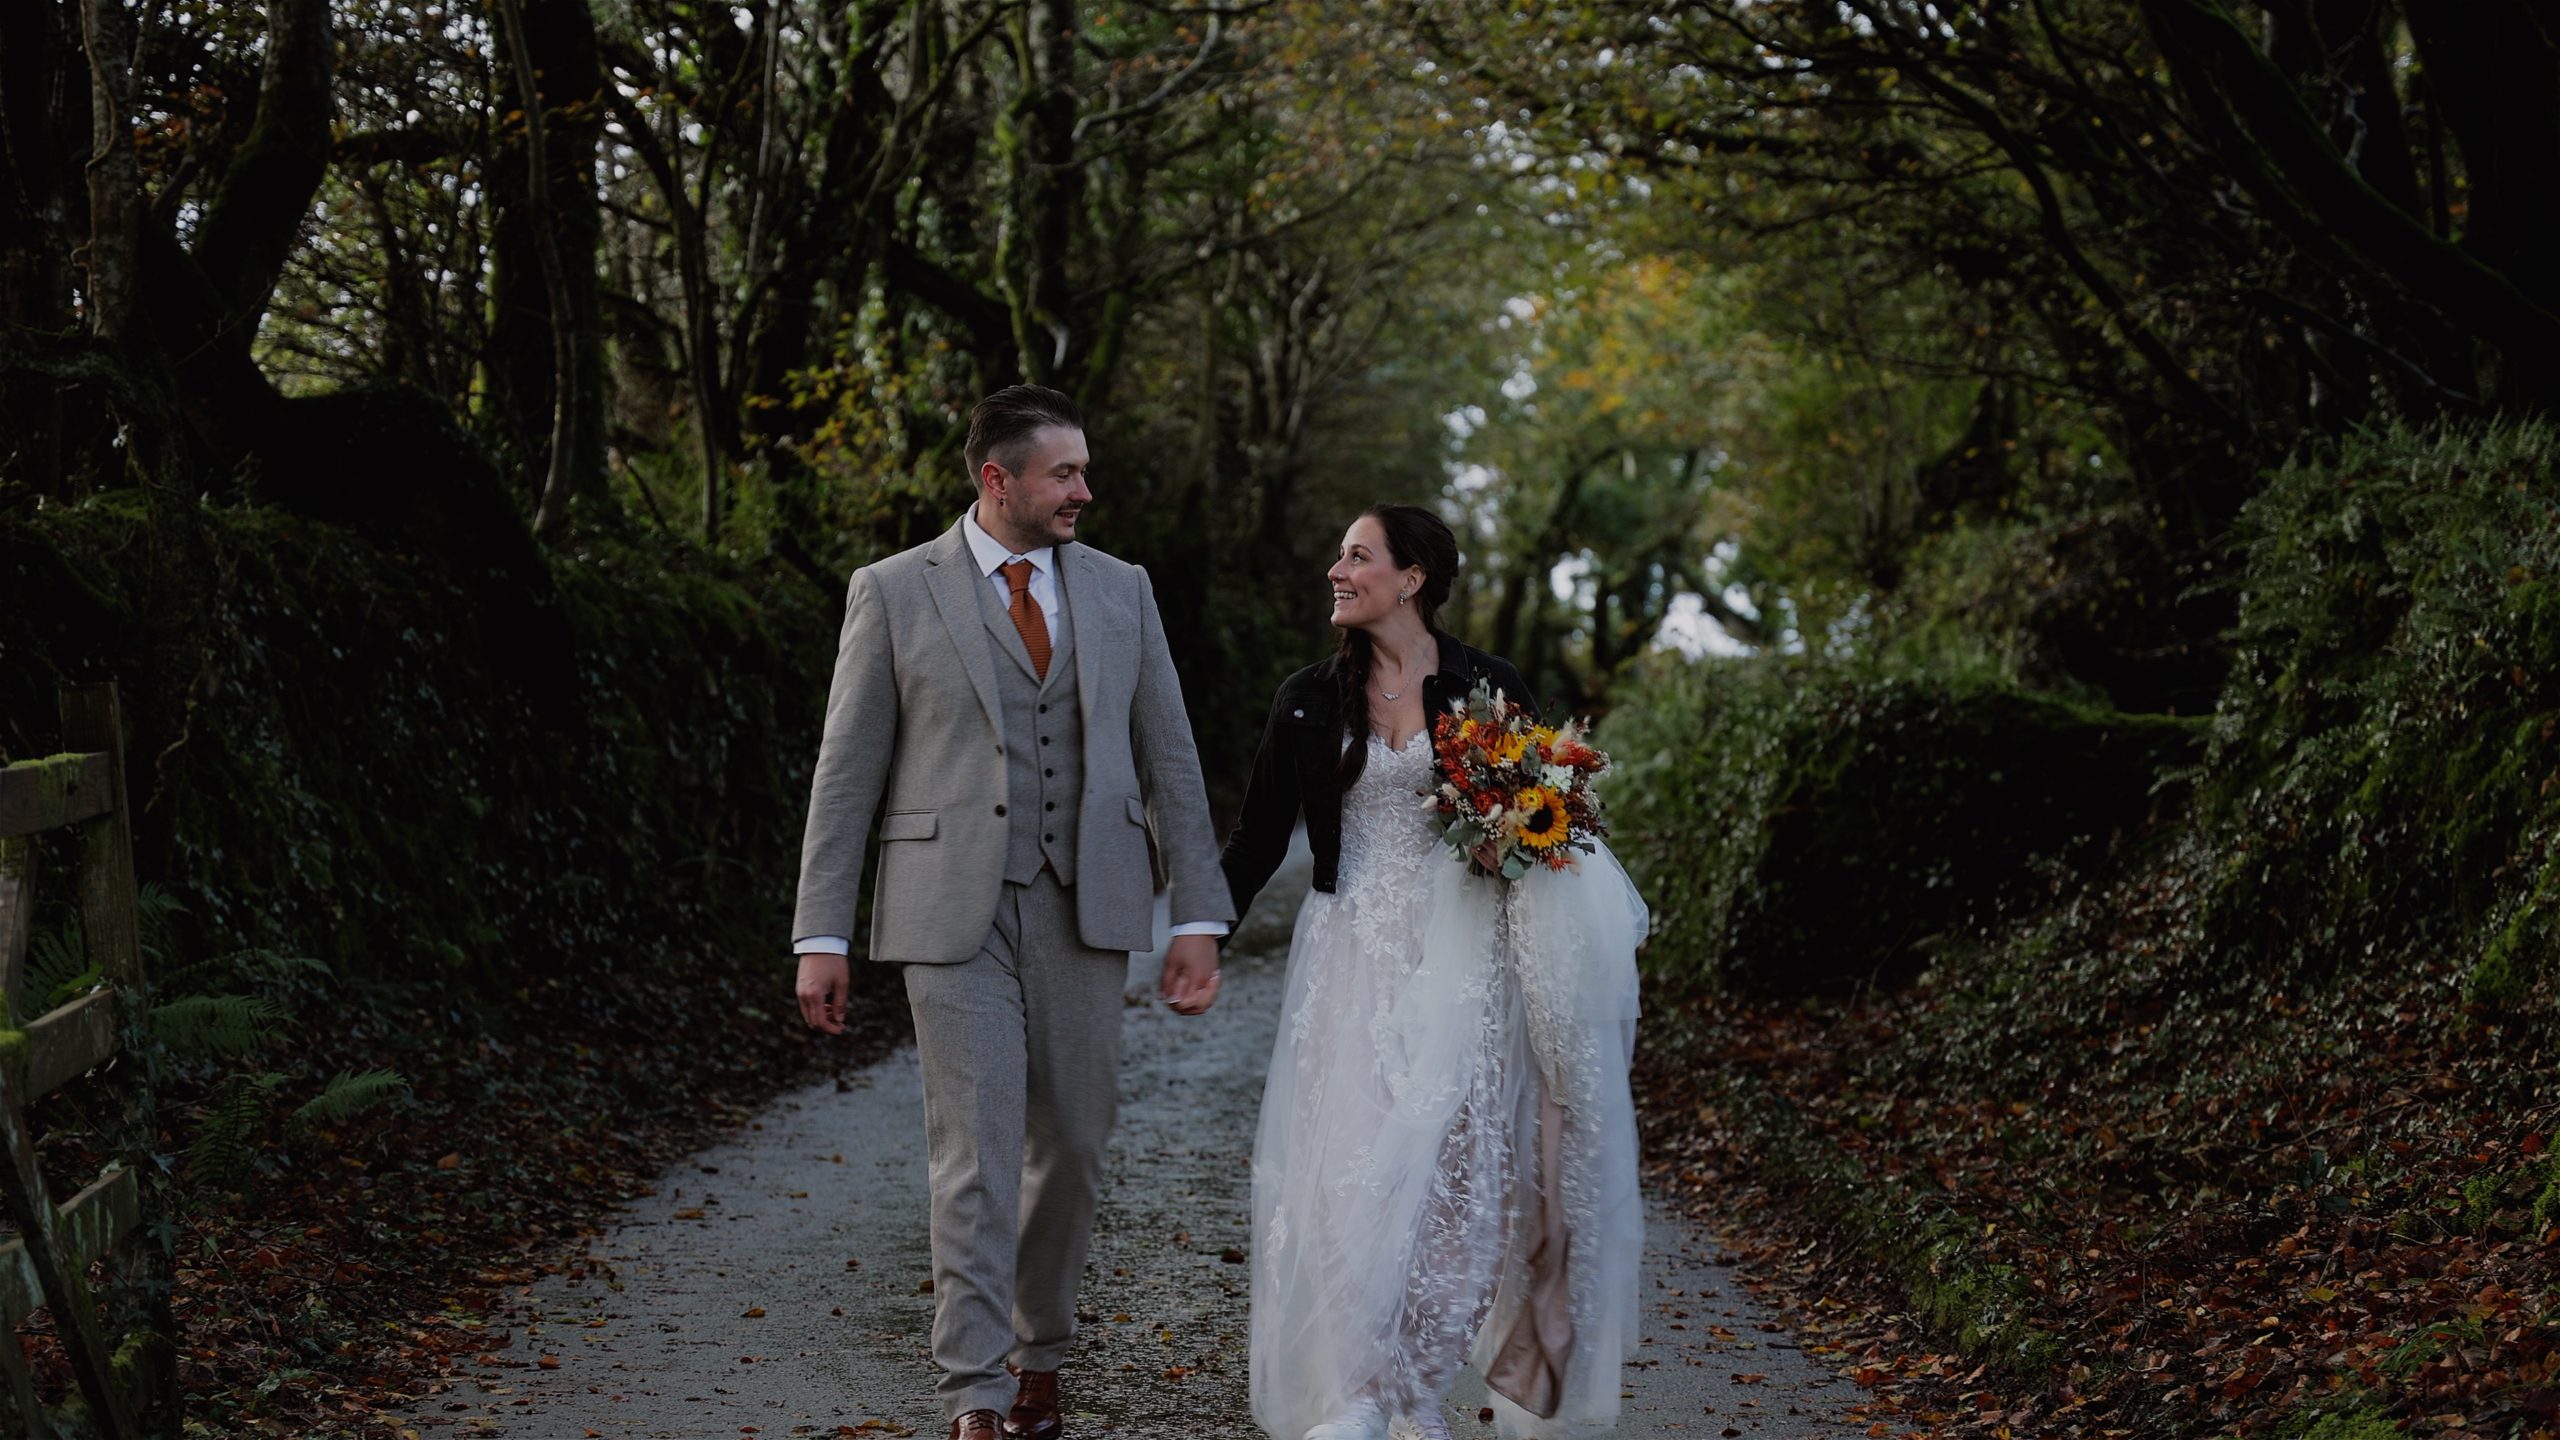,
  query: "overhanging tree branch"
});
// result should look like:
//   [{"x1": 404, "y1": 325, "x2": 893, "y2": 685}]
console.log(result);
[
  {"x1": 2140, "y1": 0, "x2": 2560, "y2": 368},
  {"x1": 189, "y1": 0, "x2": 334, "y2": 336}
]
